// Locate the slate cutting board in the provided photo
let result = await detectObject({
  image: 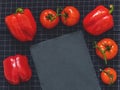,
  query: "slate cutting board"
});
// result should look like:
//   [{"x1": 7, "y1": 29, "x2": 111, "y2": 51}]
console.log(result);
[{"x1": 30, "y1": 31, "x2": 101, "y2": 90}]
